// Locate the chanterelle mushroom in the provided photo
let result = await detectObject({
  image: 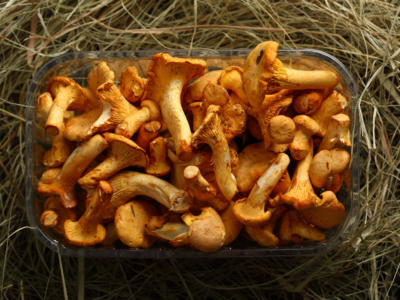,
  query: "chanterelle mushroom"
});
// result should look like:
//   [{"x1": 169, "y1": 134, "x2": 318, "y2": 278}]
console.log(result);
[
  {"x1": 134, "y1": 120, "x2": 162, "y2": 152},
  {"x1": 38, "y1": 92, "x2": 72, "y2": 167},
  {"x1": 102, "y1": 171, "x2": 191, "y2": 219},
  {"x1": 181, "y1": 207, "x2": 226, "y2": 252},
  {"x1": 283, "y1": 210, "x2": 325, "y2": 241},
  {"x1": 115, "y1": 200, "x2": 159, "y2": 248},
  {"x1": 184, "y1": 70, "x2": 223, "y2": 103},
  {"x1": 219, "y1": 66, "x2": 249, "y2": 108},
  {"x1": 293, "y1": 88, "x2": 333, "y2": 115},
  {"x1": 309, "y1": 91, "x2": 348, "y2": 137},
  {"x1": 78, "y1": 133, "x2": 148, "y2": 188},
  {"x1": 317, "y1": 113, "x2": 351, "y2": 152},
  {"x1": 143, "y1": 53, "x2": 207, "y2": 161},
  {"x1": 192, "y1": 109, "x2": 238, "y2": 200},
  {"x1": 219, "y1": 201, "x2": 243, "y2": 246},
  {"x1": 288, "y1": 115, "x2": 319, "y2": 160},
  {"x1": 188, "y1": 102, "x2": 206, "y2": 132},
  {"x1": 64, "y1": 181, "x2": 113, "y2": 246},
  {"x1": 243, "y1": 41, "x2": 338, "y2": 109},
  {"x1": 115, "y1": 100, "x2": 161, "y2": 139},
  {"x1": 145, "y1": 136, "x2": 171, "y2": 176},
  {"x1": 40, "y1": 196, "x2": 77, "y2": 235},
  {"x1": 233, "y1": 153, "x2": 290, "y2": 227},
  {"x1": 45, "y1": 77, "x2": 87, "y2": 136},
  {"x1": 87, "y1": 61, "x2": 115, "y2": 92},
  {"x1": 268, "y1": 115, "x2": 296, "y2": 145},
  {"x1": 38, "y1": 134, "x2": 109, "y2": 208},
  {"x1": 120, "y1": 66, "x2": 147, "y2": 102}
]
